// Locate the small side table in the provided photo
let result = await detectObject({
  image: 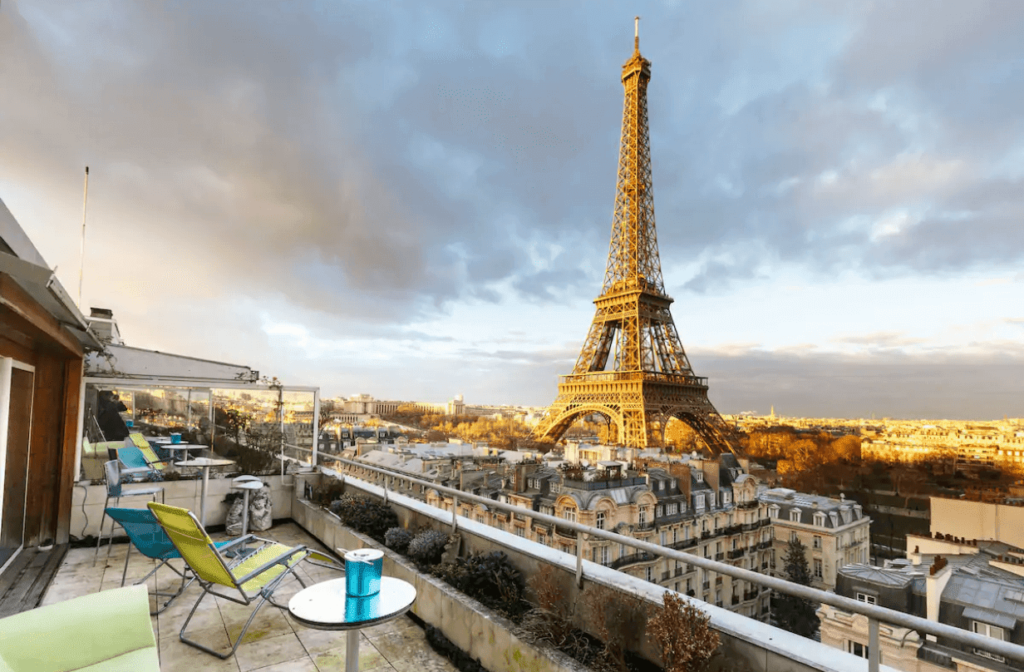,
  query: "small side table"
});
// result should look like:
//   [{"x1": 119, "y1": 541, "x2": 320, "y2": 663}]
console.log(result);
[
  {"x1": 288, "y1": 577, "x2": 416, "y2": 672},
  {"x1": 174, "y1": 457, "x2": 236, "y2": 527},
  {"x1": 232, "y1": 480, "x2": 264, "y2": 537}
]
